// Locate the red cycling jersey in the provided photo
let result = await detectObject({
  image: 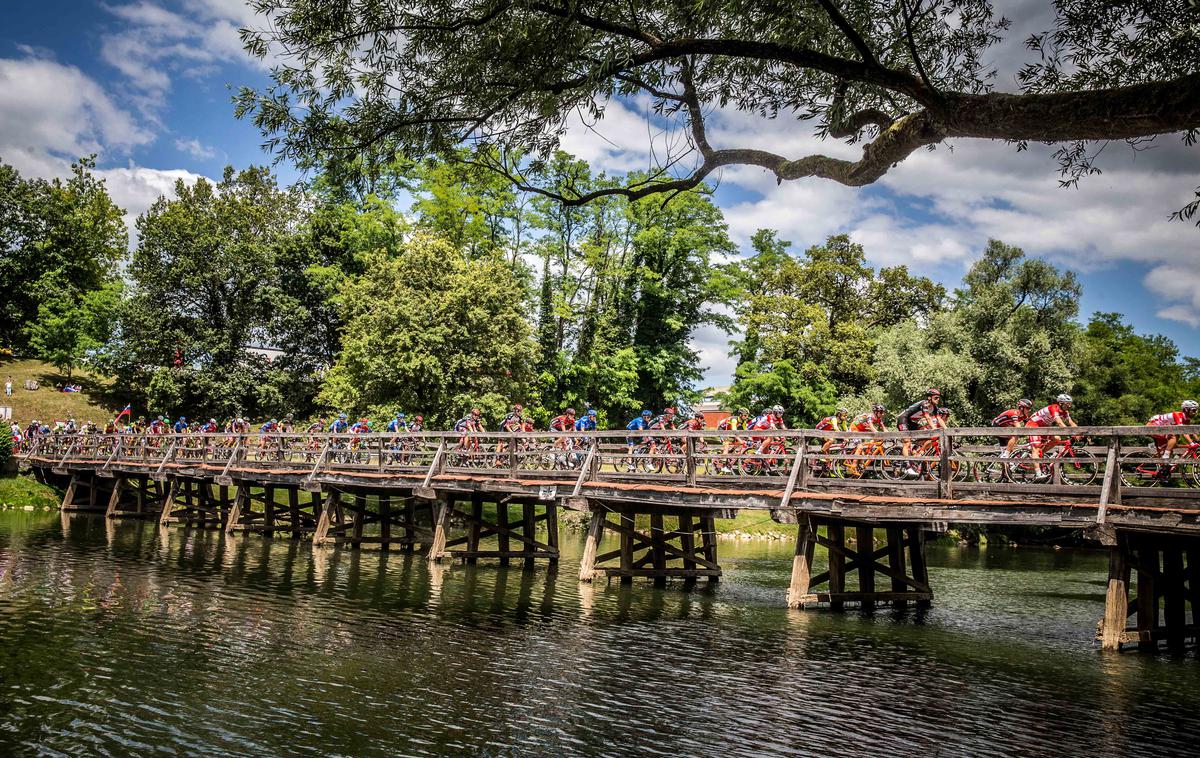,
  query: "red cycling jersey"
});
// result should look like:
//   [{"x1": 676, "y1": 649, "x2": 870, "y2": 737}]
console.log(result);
[
  {"x1": 549, "y1": 415, "x2": 575, "y2": 432},
  {"x1": 849, "y1": 413, "x2": 880, "y2": 433},
  {"x1": 1028, "y1": 404, "x2": 1068, "y2": 427},
  {"x1": 992, "y1": 408, "x2": 1028, "y2": 427},
  {"x1": 816, "y1": 416, "x2": 842, "y2": 431},
  {"x1": 1148, "y1": 411, "x2": 1187, "y2": 427},
  {"x1": 682, "y1": 418, "x2": 705, "y2": 431}
]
